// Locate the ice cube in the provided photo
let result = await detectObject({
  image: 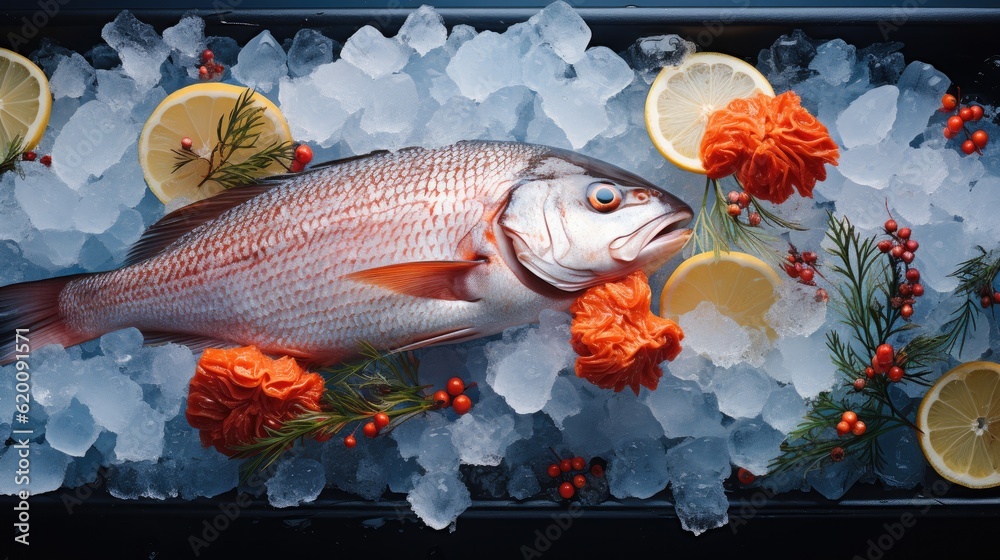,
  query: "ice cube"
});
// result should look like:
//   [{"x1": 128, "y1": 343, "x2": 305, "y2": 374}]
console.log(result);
[
  {"x1": 51, "y1": 100, "x2": 139, "y2": 190},
  {"x1": 231, "y1": 30, "x2": 287, "y2": 93},
  {"x1": 101, "y1": 10, "x2": 171, "y2": 90},
  {"x1": 808, "y1": 39, "x2": 856, "y2": 85},
  {"x1": 541, "y1": 376, "x2": 582, "y2": 429},
  {"x1": 486, "y1": 310, "x2": 575, "y2": 414},
  {"x1": 398, "y1": 5, "x2": 448, "y2": 56},
  {"x1": 765, "y1": 281, "x2": 829, "y2": 338},
  {"x1": 45, "y1": 398, "x2": 101, "y2": 457},
  {"x1": 838, "y1": 139, "x2": 907, "y2": 190},
  {"x1": 50, "y1": 53, "x2": 95, "y2": 99},
  {"x1": 891, "y1": 61, "x2": 950, "y2": 145},
  {"x1": 806, "y1": 456, "x2": 864, "y2": 500},
  {"x1": 407, "y1": 470, "x2": 472, "y2": 530},
  {"x1": 450, "y1": 394, "x2": 520, "y2": 467},
  {"x1": 13, "y1": 166, "x2": 79, "y2": 231},
  {"x1": 447, "y1": 31, "x2": 522, "y2": 102},
  {"x1": 266, "y1": 458, "x2": 326, "y2": 508},
  {"x1": 665, "y1": 437, "x2": 731, "y2": 535},
  {"x1": 421, "y1": 96, "x2": 487, "y2": 148},
  {"x1": 875, "y1": 427, "x2": 926, "y2": 489},
  {"x1": 357, "y1": 73, "x2": 420, "y2": 148},
  {"x1": 601, "y1": 392, "x2": 664, "y2": 441},
  {"x1": 625, "y1": 35, "x2": 695, "y2": 79},
  {"x1": 711, "y1": 363, "x2": 773, "y2": 419},
  {"x1": 287, "y1": 29, "x2": 337, "y2": 78},
  {"x1": 95, "y1": 68, "x2": 141, "y2": 113},
  {"x1": 341, "y1": 25, "x2": 409, "y2": 79},
  {"x1": 761, "y1": 384, "x2": 809, "y2": 434},
  {"x1": 915, "y1": 219, "x2": 973, "y2": 293},
  {"x1": 773, "y1": 334, "x2": 838, "y2": 398},
  {"x1": 643, "y1": 371, "x2": 726, "y2": 438},
  {"x1": 756, "y1": 29, "x2": 818, "y2": 90},
  {"x1": 28, "y1": 344, "x2": 80, "y2": 412},
  {"x1": 0, "y1": 441, "x2": 73, "y2": 495},
  {"x1": 479, "y1": 86, "x2": 532, "y2": 137},
  {"x1": 163, "y1": 15, "x2": 206, "y2": 61},
  {"x1": 679, "y1": 301, "x2": 757, "y2": 368},
  {"x1": 278, "y1": 73, "x2": 350, "y2": 147},
  {"x1": 574, "y1": 47, "x2": 634, "y2": 102},
  {"x1": 537, "y1": 80, "x2": 609, "y2": 149},
  {"x1": 416, "y1": 424, "x2": 460, "y2": 473},
  {"x1": 133, "y1": 343, "x2": 197, "y2": 418},
  {"x1": 528, "y1": 1, "x2": 591, "y2": 64},
  {"x1": 836, "y1": 85, "x2": 899, "y2": 149},
  {"x1": 727, "y1": 418, "x2": 785, "y2": 475},
  {"x1": 506, "y1": 464, "x2": 541, "y2": 500},
  {"x1": 606, "y1": 437, "x2": 669, "y2": 499}
]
